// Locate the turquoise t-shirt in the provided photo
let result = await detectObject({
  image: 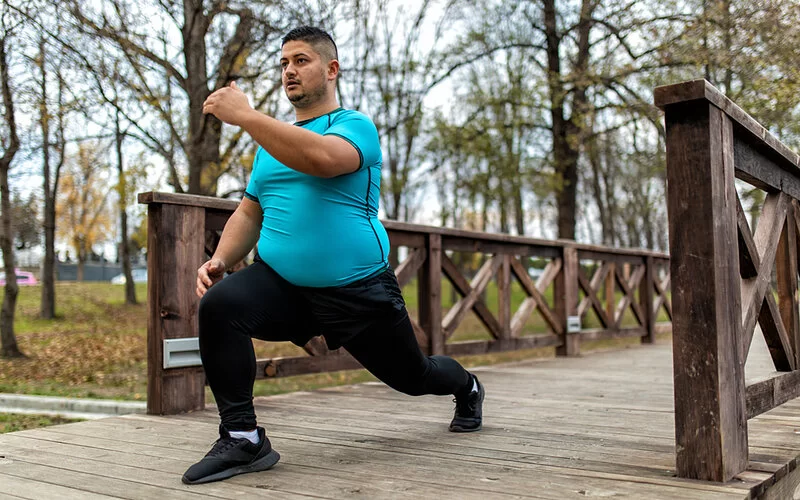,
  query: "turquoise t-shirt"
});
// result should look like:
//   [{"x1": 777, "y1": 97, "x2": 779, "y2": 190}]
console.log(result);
[{"x1": 244, "y1": 108, "x2": 389, "y2": 287}]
